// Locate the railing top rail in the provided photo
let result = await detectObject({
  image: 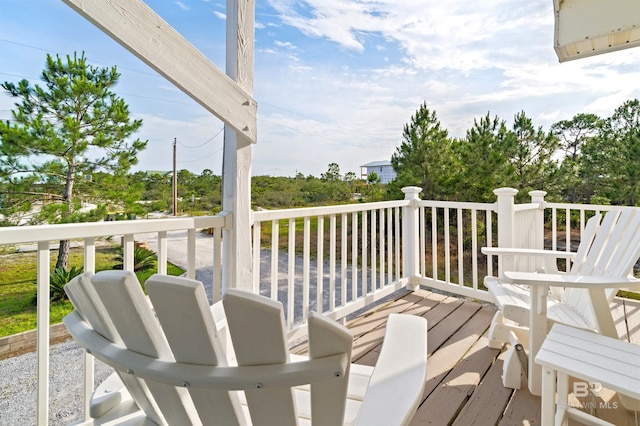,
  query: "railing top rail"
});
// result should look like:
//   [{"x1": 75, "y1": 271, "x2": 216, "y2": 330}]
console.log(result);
[
  {"x1": 514, "y1": 202, "x2": 542, "y2": 212},
  {"x1": 252, "y1": 200, "x2": 408, "y2": 222},
  {"x1": 416, "y1": 199, "x2": 496, "y2": 211},
  {"x1": 0, "y1": 215, "x2": 226, "y2": 245},
  {"x1": 544, "y1": 202, "x2": 639, "y2": 212}
]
